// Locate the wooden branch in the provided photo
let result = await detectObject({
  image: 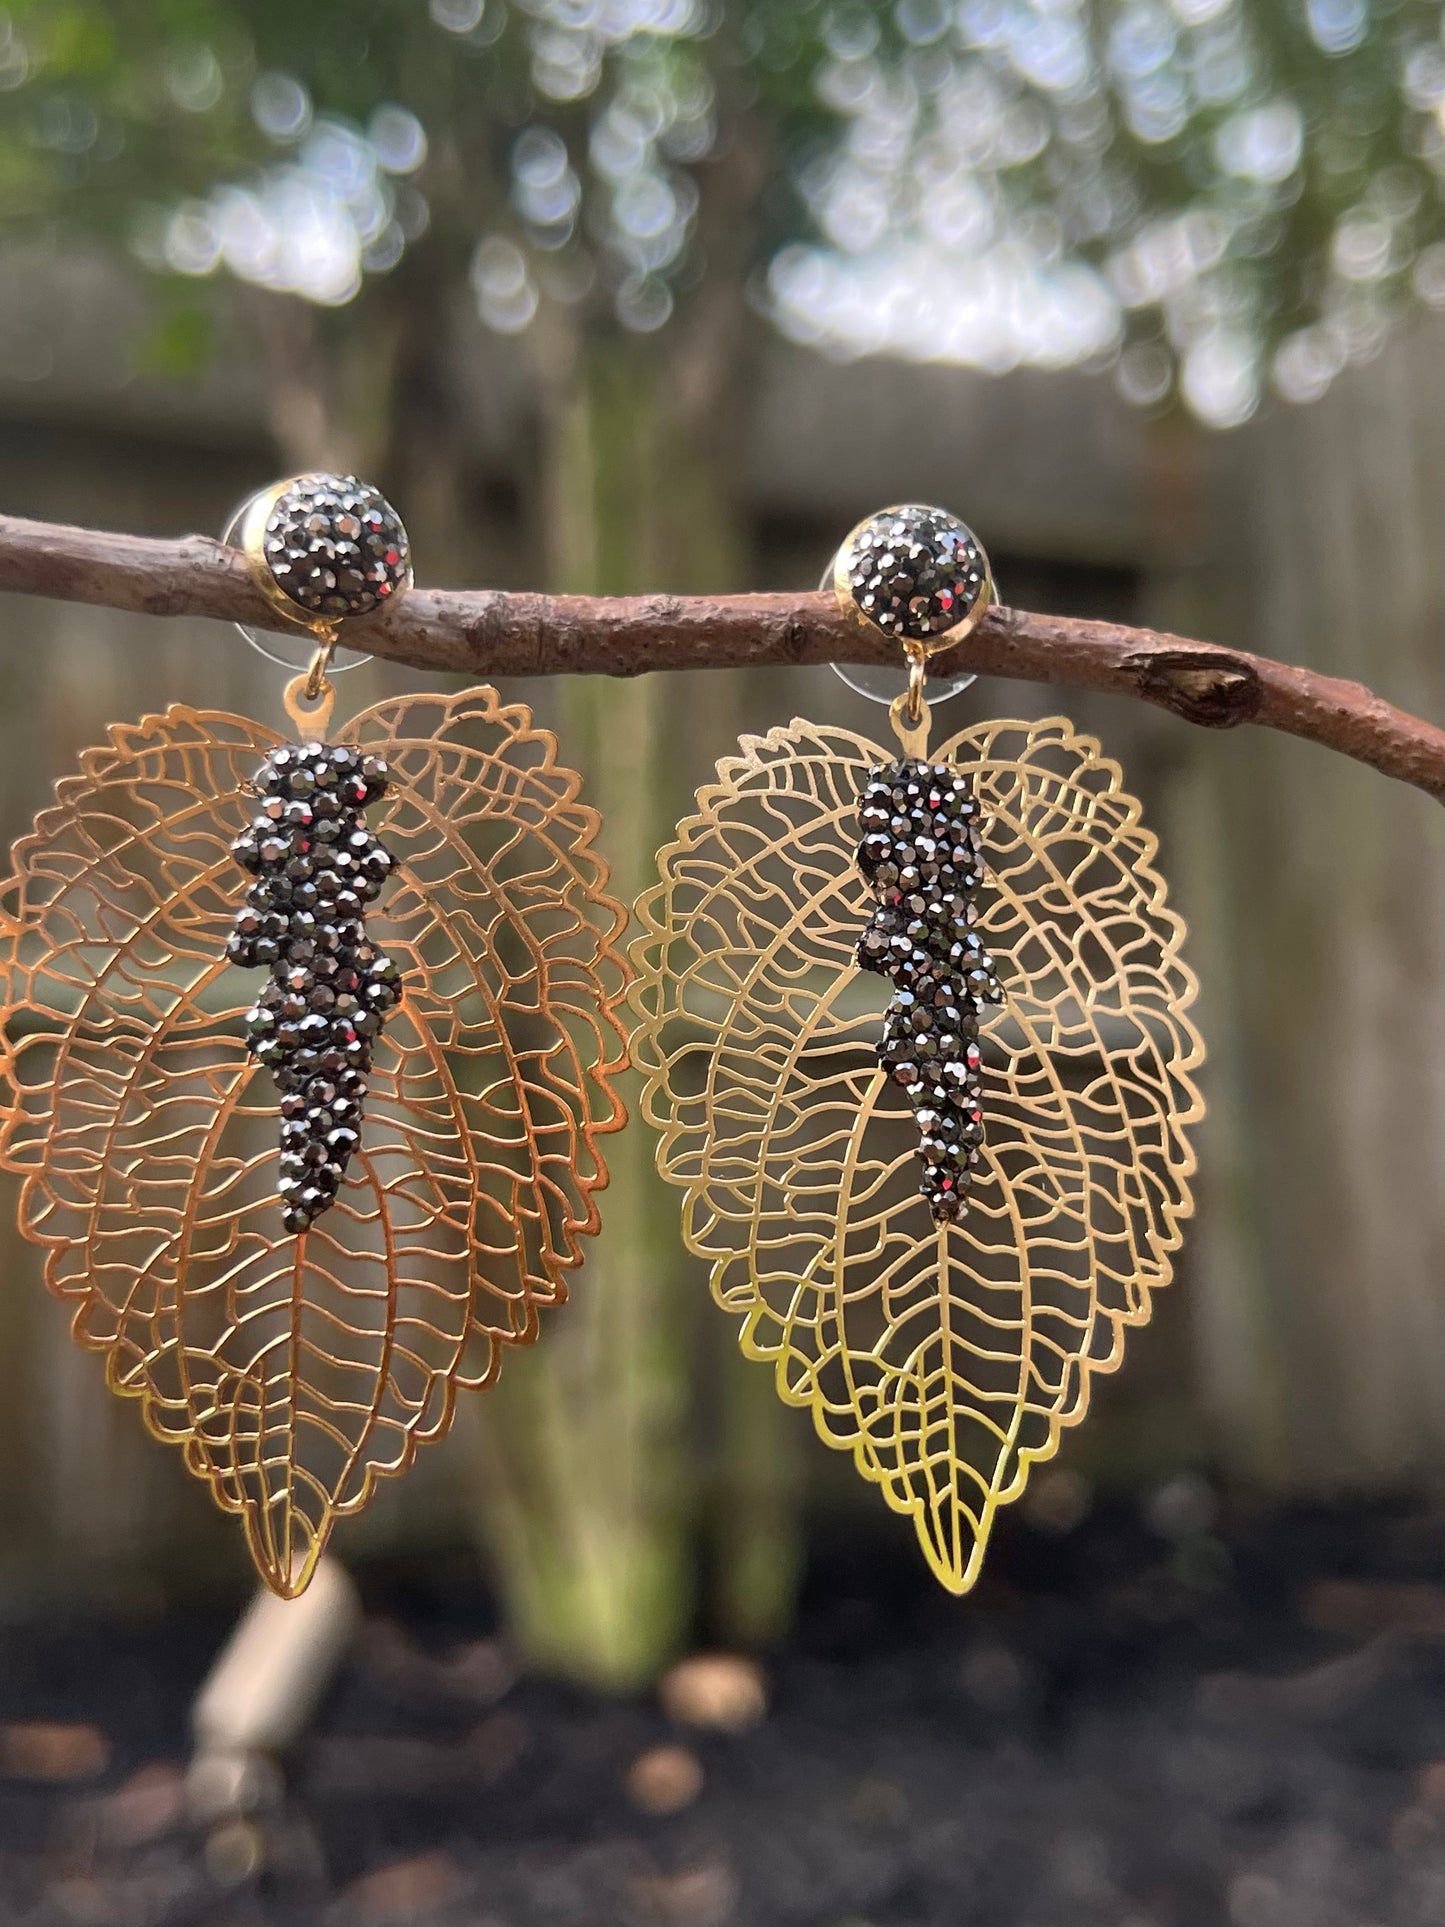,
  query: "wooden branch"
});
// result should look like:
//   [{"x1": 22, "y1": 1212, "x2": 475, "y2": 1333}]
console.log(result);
[{"x1": 2, "y1": 508, "x2": 1444, "y2": 803}]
